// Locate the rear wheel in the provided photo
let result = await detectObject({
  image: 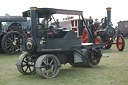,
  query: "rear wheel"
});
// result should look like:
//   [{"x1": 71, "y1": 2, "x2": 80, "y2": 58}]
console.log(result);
[
  {"x1": 35, "y1": 54, "x2": 60, "y2": 79},
  {"x1": 70, "y1": 49, "x2": 101, "y2": 67},
  {"x1": 116, "y1": 34, "x2": 125, "y2": 51},
  {"x1": 2, "y1": 31, "x2": 24, "y2": 54},
  {"x1": 82, "y1": 28, "x2": 91, "y2": 43}
]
